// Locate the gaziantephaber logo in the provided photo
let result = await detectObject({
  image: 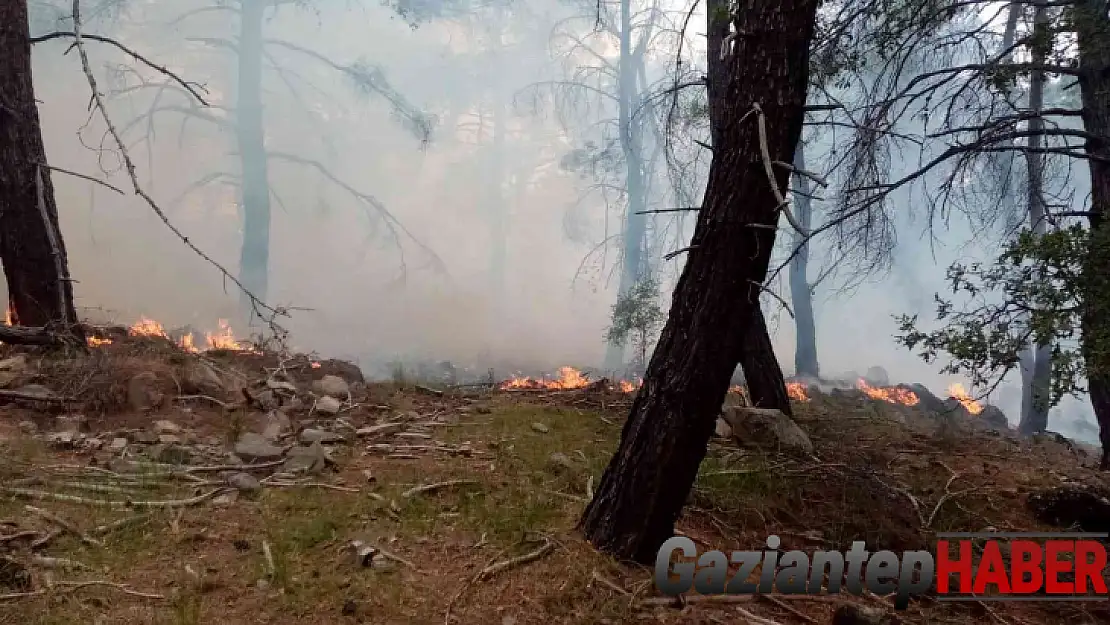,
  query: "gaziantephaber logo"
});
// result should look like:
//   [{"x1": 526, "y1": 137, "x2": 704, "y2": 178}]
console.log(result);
[{"x1": 654, "y1": 532, "x2": 1110, "y2": 608}]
